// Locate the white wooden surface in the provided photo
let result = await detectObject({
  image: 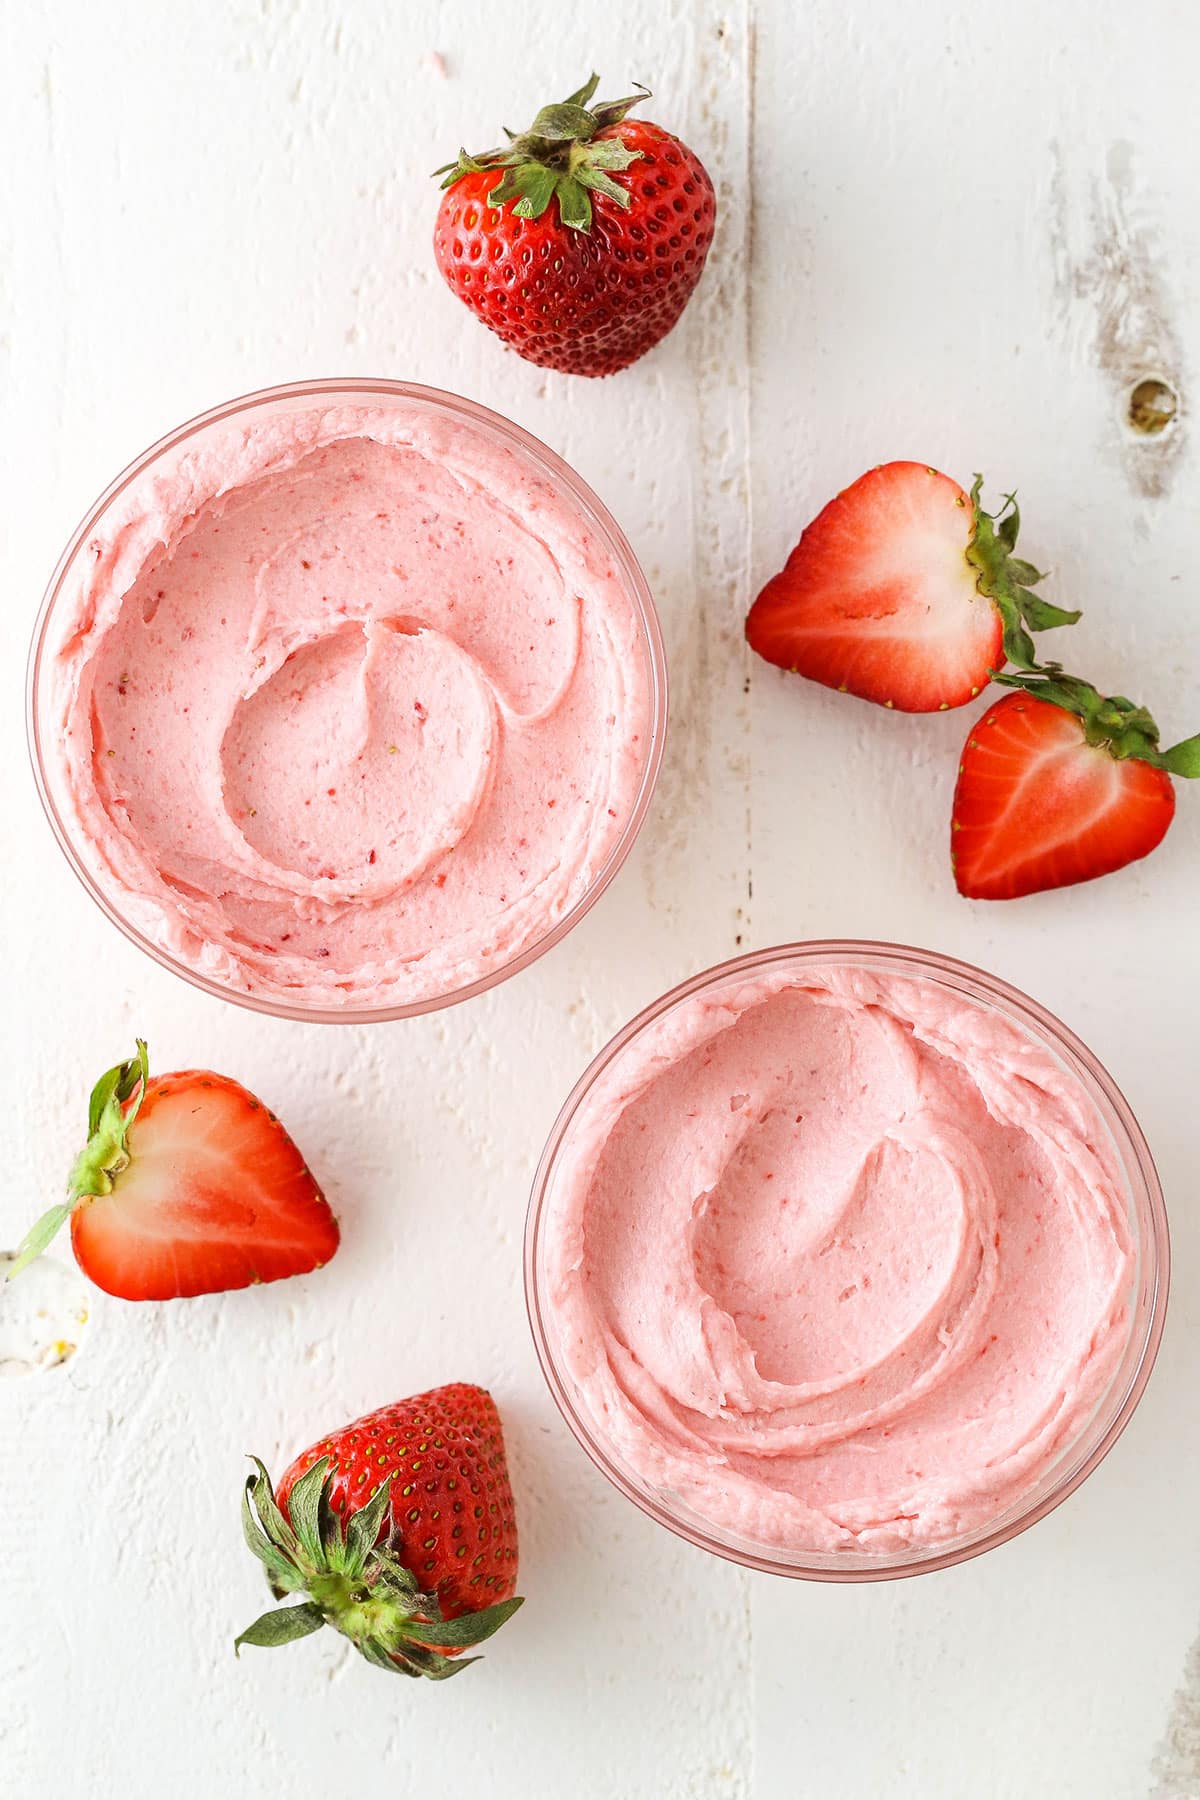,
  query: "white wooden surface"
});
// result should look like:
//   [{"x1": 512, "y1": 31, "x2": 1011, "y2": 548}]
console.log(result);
[{"x1": 3, "y1": 3, "x2": 1198, "y2": 1795}]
